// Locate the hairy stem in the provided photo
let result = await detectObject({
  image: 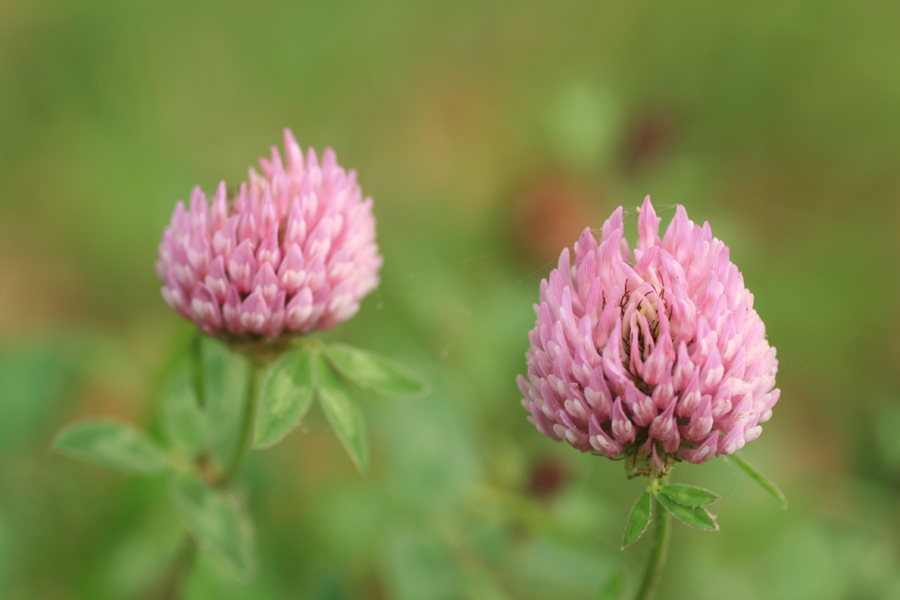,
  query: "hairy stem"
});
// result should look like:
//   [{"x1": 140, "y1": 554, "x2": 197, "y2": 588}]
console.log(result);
[{"x1": 634, "y1": 478, "x2": 671, "y2": 600}]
